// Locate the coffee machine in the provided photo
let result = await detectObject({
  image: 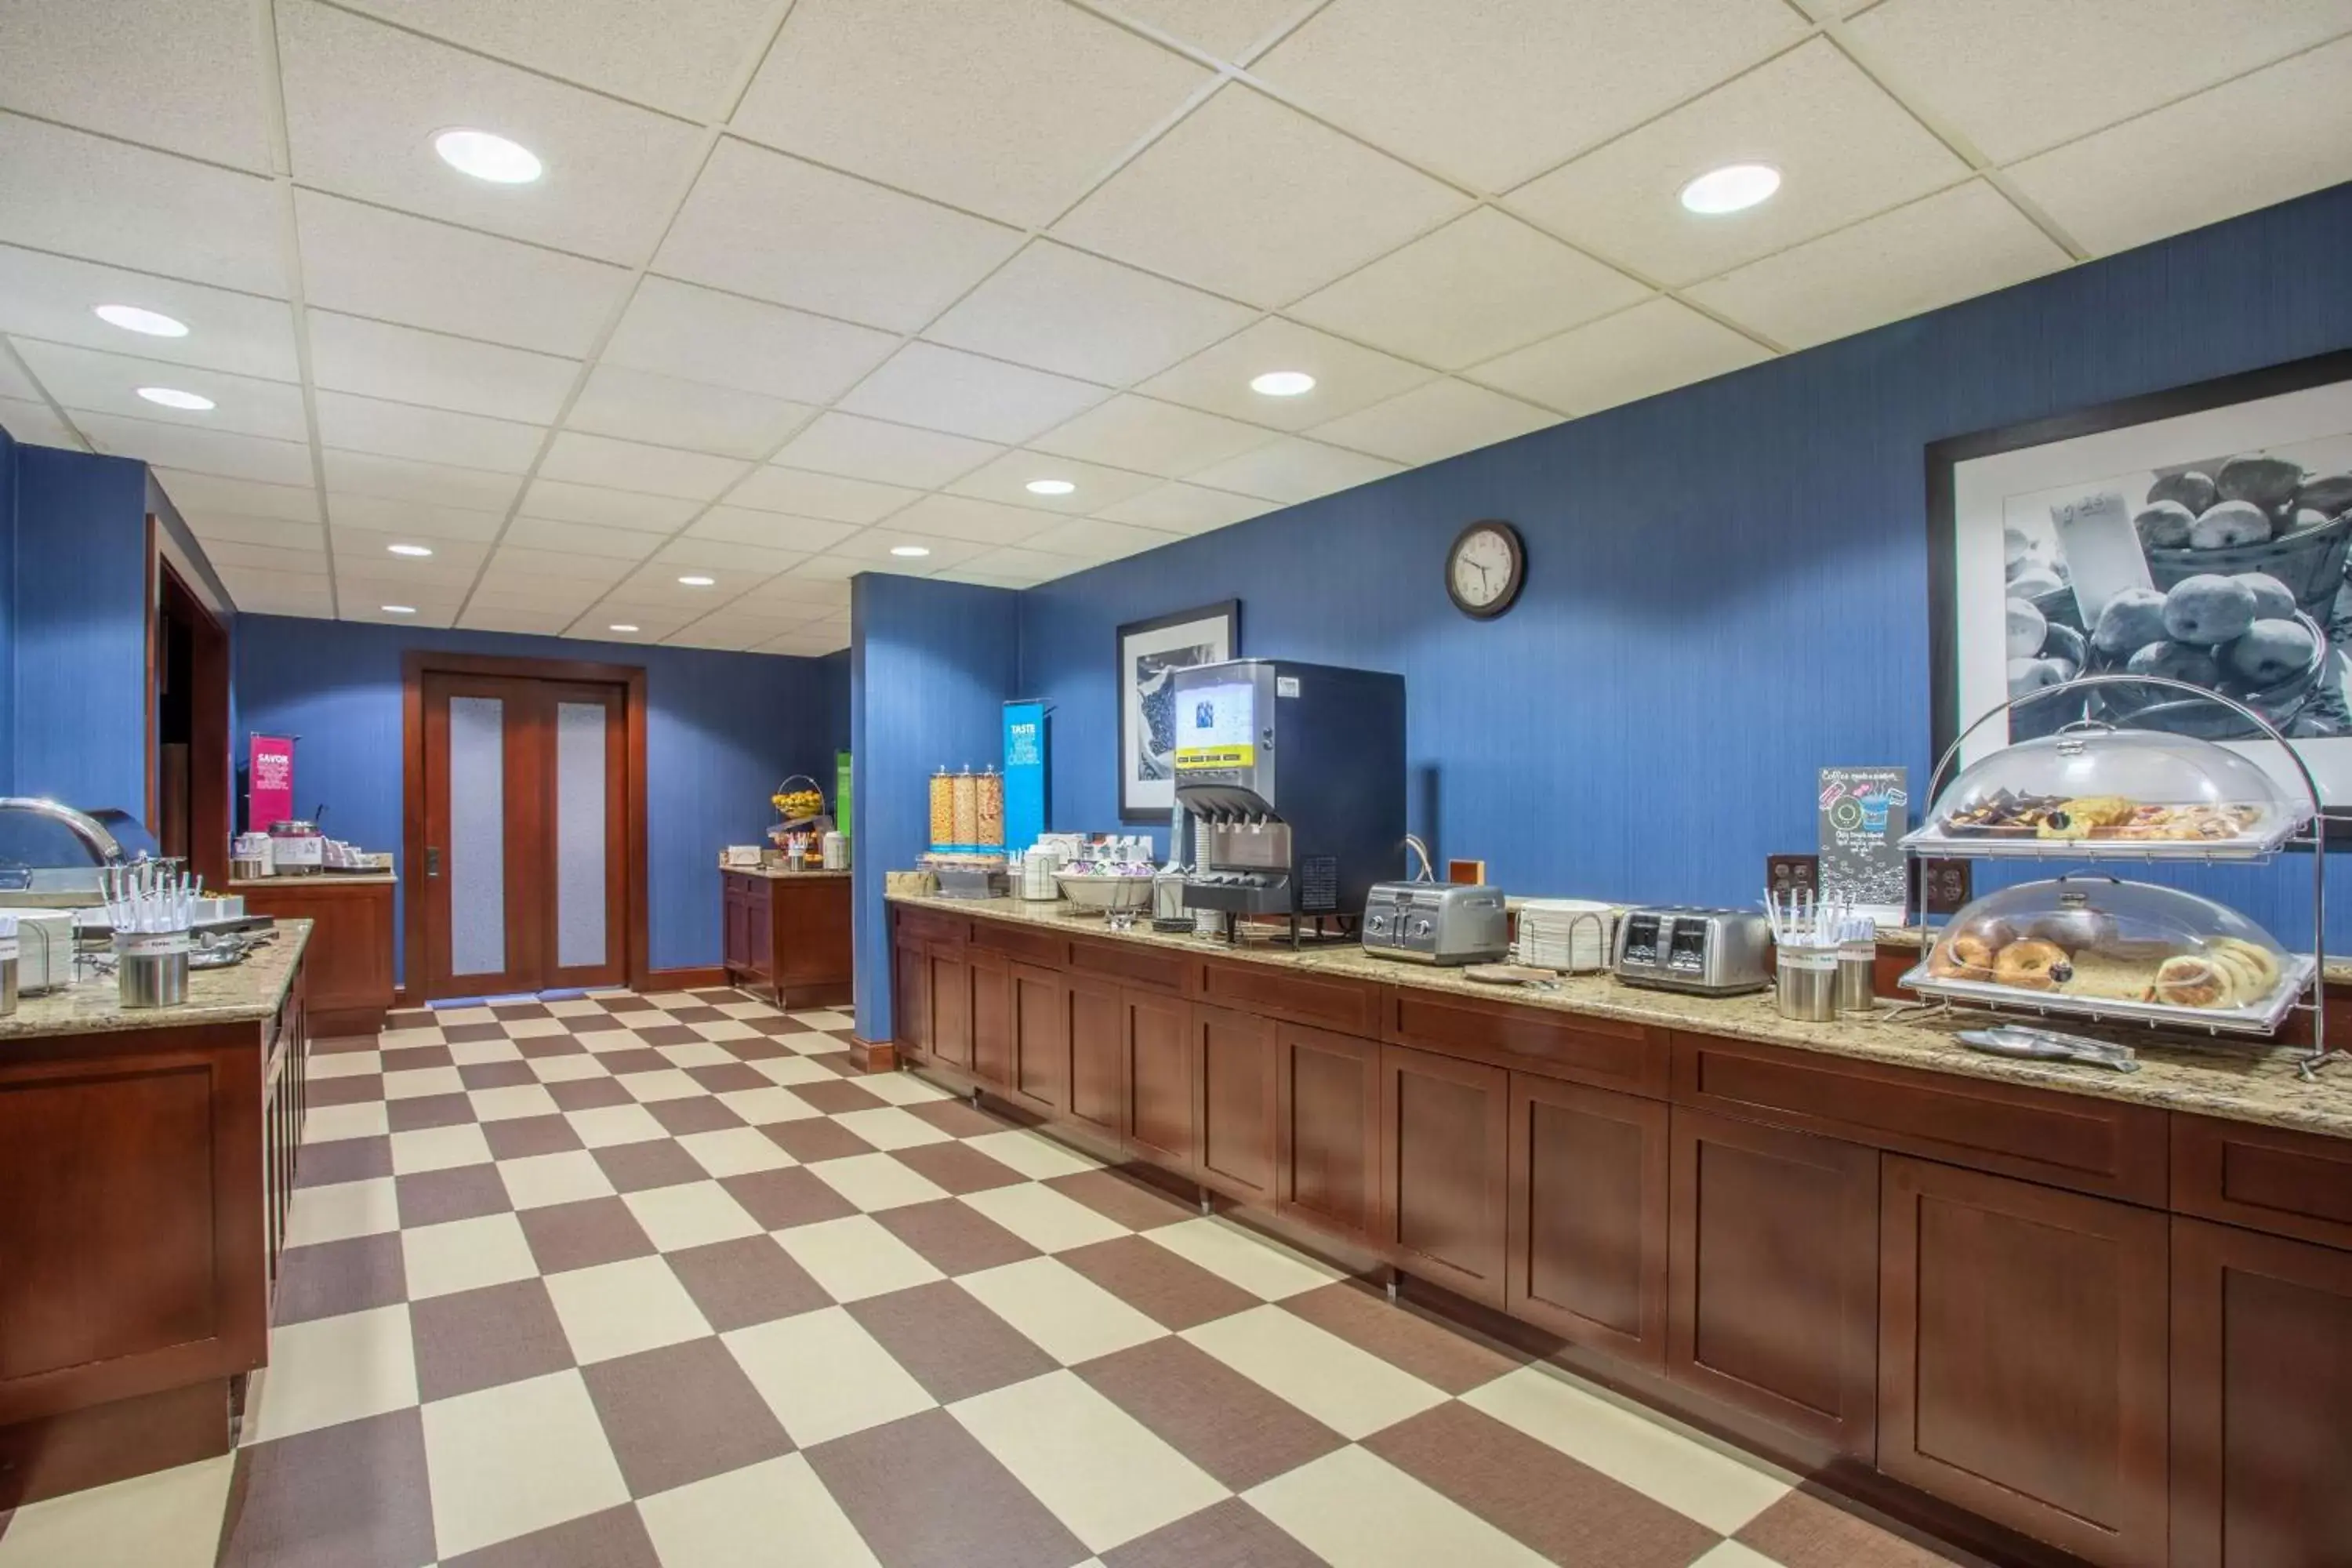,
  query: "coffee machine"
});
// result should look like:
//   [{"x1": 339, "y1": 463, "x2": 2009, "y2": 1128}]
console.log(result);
[{"x1": 1171, "y1": 659, "x2": 1405, "y2": 938}]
